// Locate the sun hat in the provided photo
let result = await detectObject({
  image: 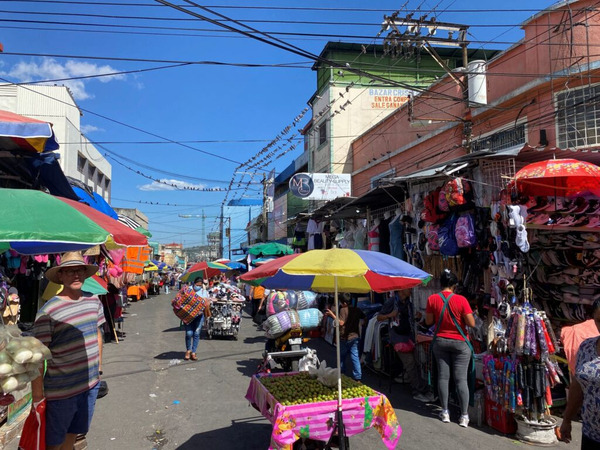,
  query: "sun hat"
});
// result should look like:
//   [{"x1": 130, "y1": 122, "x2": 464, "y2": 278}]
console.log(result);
[{"x1": 45, "y1": 251, "x2": 98, "y2": 284}]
